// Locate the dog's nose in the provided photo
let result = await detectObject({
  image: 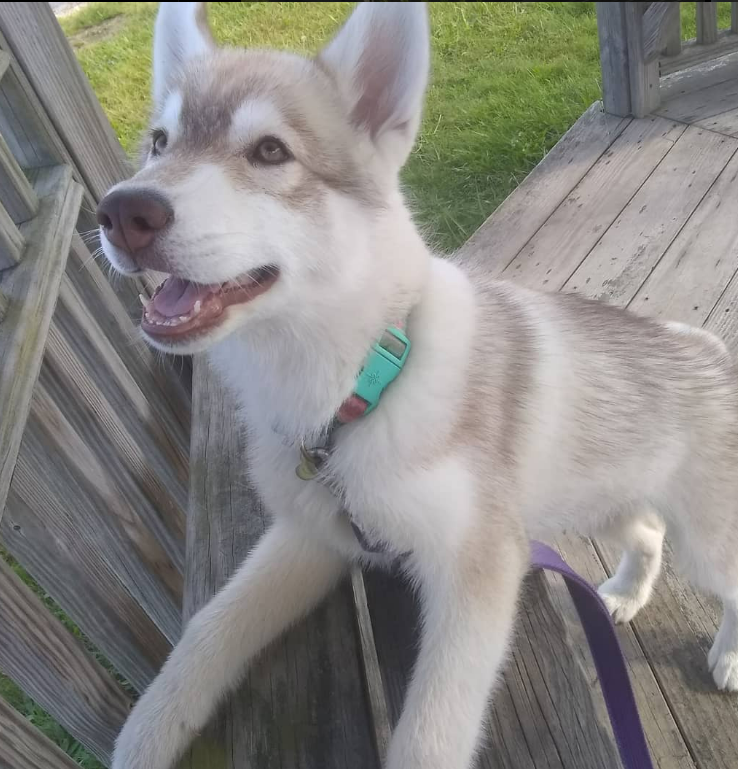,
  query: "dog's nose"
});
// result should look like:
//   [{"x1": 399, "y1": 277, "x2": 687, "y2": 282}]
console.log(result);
[{"x1": 96, "y1": 189, "x2": 173, "y2": 256}]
